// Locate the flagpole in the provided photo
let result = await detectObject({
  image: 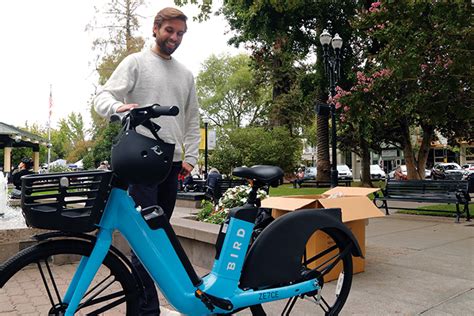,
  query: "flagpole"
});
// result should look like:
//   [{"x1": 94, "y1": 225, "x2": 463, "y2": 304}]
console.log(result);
[{"x1": 47, "y1": 84, "x2": 52, "y2": 172}]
